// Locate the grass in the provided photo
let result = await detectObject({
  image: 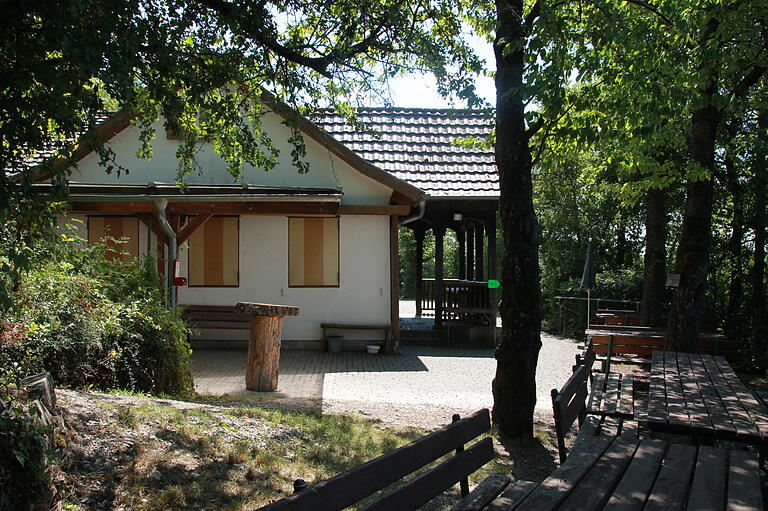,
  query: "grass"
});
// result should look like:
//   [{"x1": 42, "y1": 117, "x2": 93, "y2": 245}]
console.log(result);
[{"x1": 61, "y1": 392, "x2": 561, "y2": 510}]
